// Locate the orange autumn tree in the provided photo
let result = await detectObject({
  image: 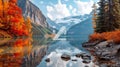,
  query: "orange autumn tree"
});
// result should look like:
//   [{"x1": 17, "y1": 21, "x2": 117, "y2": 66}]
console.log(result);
[
  {"x1": 25, "y1": 18, "x2": 32, "y2": 37},
  {"x1": 0, "y1": 0, "x2": 9, "y2": 29},
  {"x1": 8, "y1": 0, "x2": 29, "y2": 36},
  {"x1": 0, "y1": 0, "x2": 31, "y2": 36}
]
